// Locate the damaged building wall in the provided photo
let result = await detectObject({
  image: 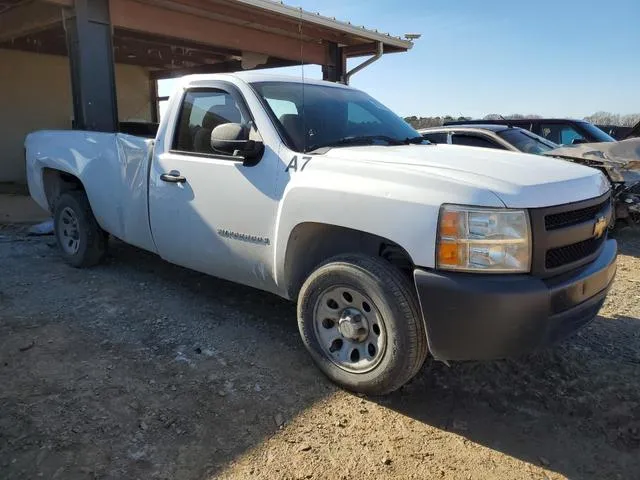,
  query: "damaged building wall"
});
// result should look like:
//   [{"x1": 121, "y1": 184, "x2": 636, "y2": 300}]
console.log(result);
[{"x1": 0, "y1": 48, "x2": 152, "y2": 184}]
